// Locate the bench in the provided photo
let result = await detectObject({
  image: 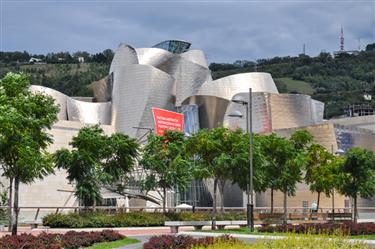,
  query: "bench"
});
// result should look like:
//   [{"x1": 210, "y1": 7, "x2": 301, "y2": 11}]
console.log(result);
[
  {"x1": 24, "y1": 220, "x2": 43, "y2": 229},
  {"x1": 164, "y1": 220, "x2": 247, "y2": 233},
  {"x1": 259, "y1": 213, "x2": 284, "y2": 224},
  {"x1": 327, "y1": 212, "x2": 352, "y2": 221}
]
